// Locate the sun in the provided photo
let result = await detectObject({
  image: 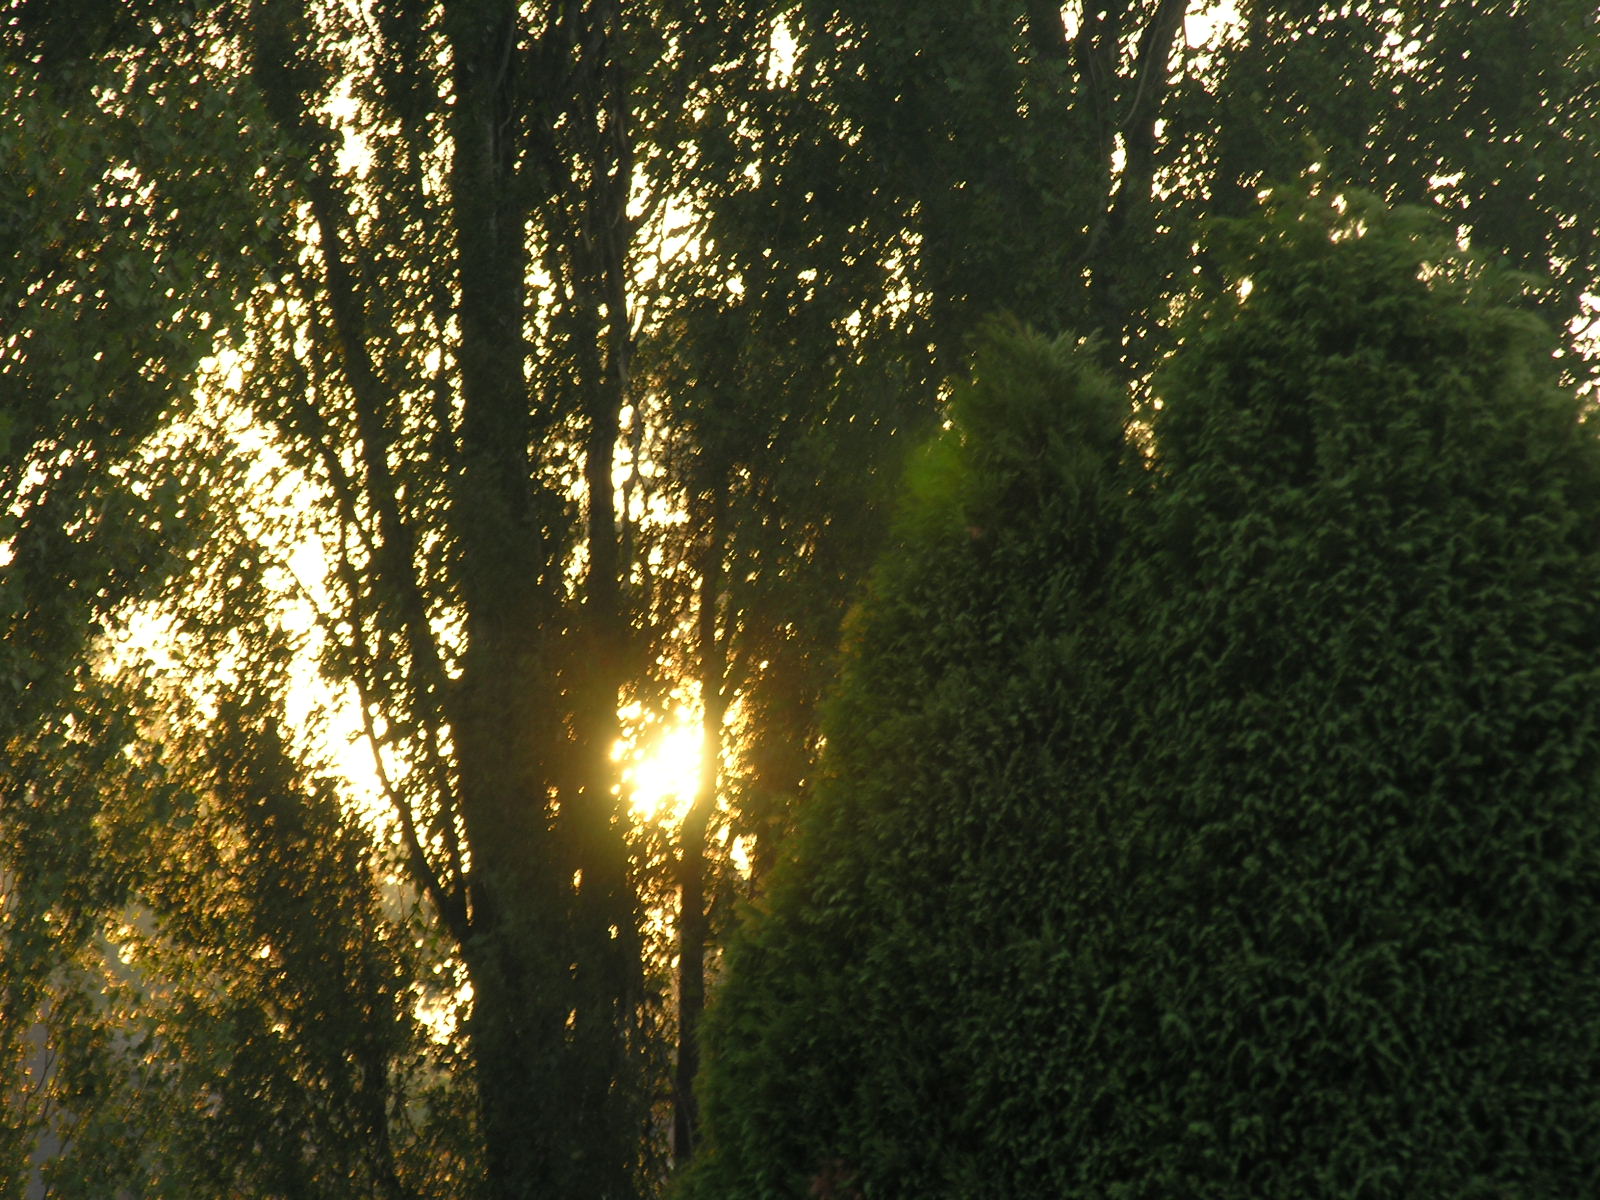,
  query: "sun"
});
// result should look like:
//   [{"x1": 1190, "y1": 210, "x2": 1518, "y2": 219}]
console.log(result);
[{"x1": 621, "y1": 712, "x2": 703, "y2": 824}]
